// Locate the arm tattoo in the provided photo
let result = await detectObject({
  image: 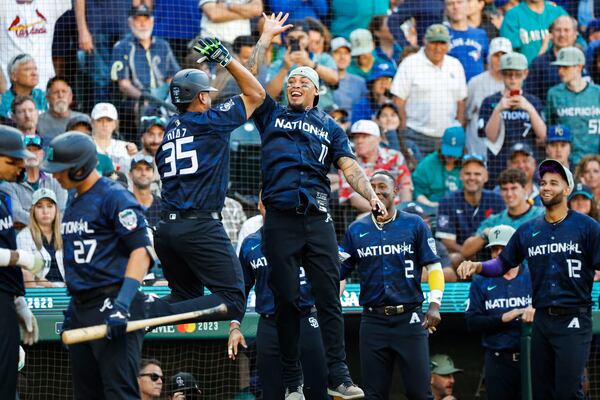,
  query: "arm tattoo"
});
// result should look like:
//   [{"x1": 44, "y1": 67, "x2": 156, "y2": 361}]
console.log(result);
[
  {"x1": 339, "y1": 157, "x2": 376, "y2": 201},
  {"x1": 246, "y1": 38, "x2": 269, "y2": 76}
]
